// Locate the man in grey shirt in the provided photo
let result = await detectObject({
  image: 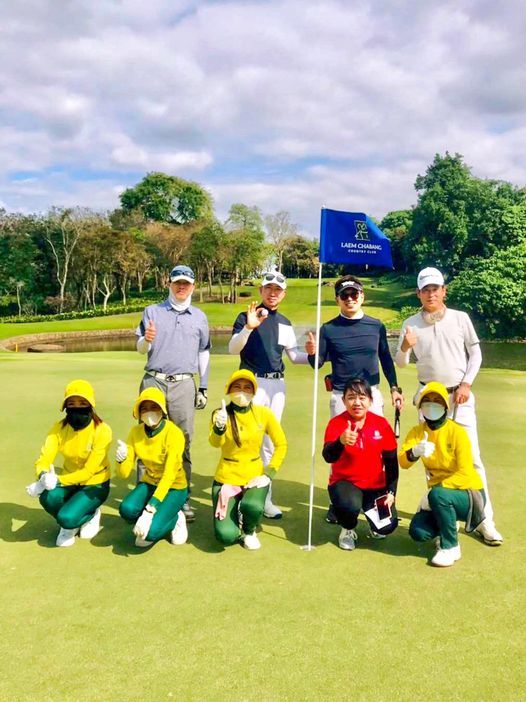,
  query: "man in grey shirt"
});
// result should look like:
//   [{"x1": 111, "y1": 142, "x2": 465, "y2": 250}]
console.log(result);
[{"x1": 136, "y1": 264, "x2": 210, "y2": 522}]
